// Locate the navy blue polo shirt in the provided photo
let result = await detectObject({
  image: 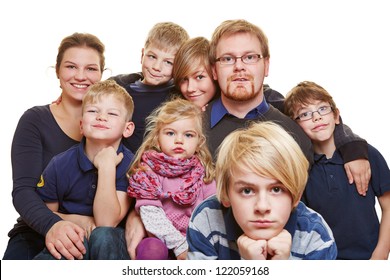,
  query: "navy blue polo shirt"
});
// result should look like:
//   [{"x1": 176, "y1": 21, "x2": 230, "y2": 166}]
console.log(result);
[
  {"x1": 302, "y1": 145, "x2": 390, "y2": 259},
  {"x1": 36, "y1": 140, "x2": 133, "y2": 216},
  {"x1": 210, "y1": 97, "x2": 269, "y2": 128}
]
